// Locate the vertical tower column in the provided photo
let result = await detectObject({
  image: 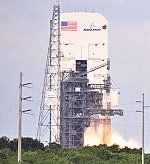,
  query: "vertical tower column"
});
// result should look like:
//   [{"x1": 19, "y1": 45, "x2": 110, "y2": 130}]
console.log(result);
[{"x1": 37, "y1": 2, "x2": 61, "y2": 144}]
